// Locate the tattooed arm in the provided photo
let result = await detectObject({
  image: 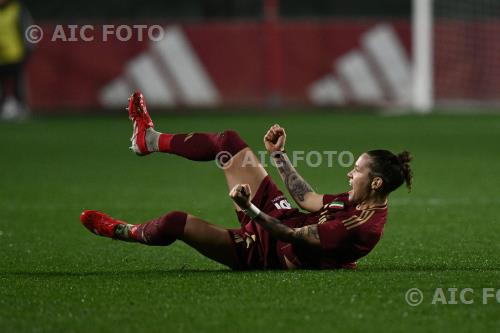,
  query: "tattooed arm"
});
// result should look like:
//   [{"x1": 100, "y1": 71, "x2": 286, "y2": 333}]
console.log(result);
[
  {"x1": 273, "y1": 152, "x2": 324, "y2": 212},
  {"x1": 254, "y1": 213, "x2": 321, "y2": 248},
  {"x1": 229, "y1": 184, "x2": 321, "y2": 248},
  {"x1": 263, "y1": 124, "x2": 324, "y2": 212}
]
